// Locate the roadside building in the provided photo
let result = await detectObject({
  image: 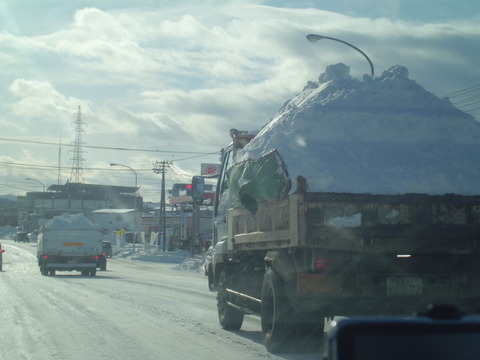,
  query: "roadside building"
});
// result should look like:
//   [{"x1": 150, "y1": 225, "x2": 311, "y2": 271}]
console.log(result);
[{"x1": 17, "y1": 182, "x2": 141, "y2": 232}]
